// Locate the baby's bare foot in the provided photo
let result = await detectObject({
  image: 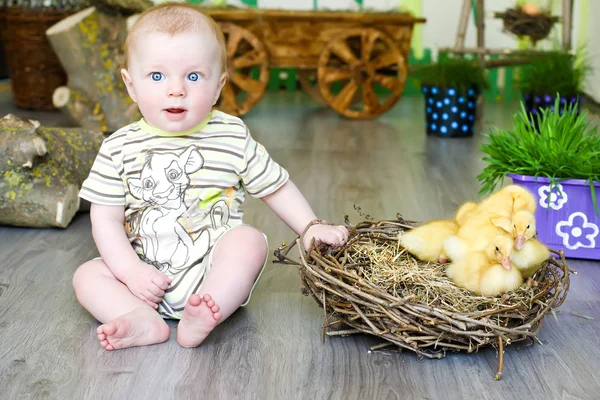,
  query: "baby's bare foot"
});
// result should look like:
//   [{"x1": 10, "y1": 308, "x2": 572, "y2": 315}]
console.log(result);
[
  {"x1": 96, "y1": 307, "x2": 170, "y2": 351},
  {"x1": 177, "y1": 294, "x2": 222, "y2": 348}
]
